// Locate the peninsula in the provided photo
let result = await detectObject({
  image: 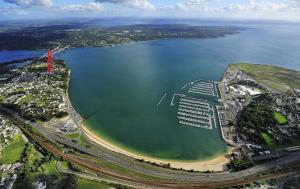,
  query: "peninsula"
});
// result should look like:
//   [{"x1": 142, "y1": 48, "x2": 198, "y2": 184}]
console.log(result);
[{"x1": 0, "y1": 24, "x2": 241, "y2": 51}]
